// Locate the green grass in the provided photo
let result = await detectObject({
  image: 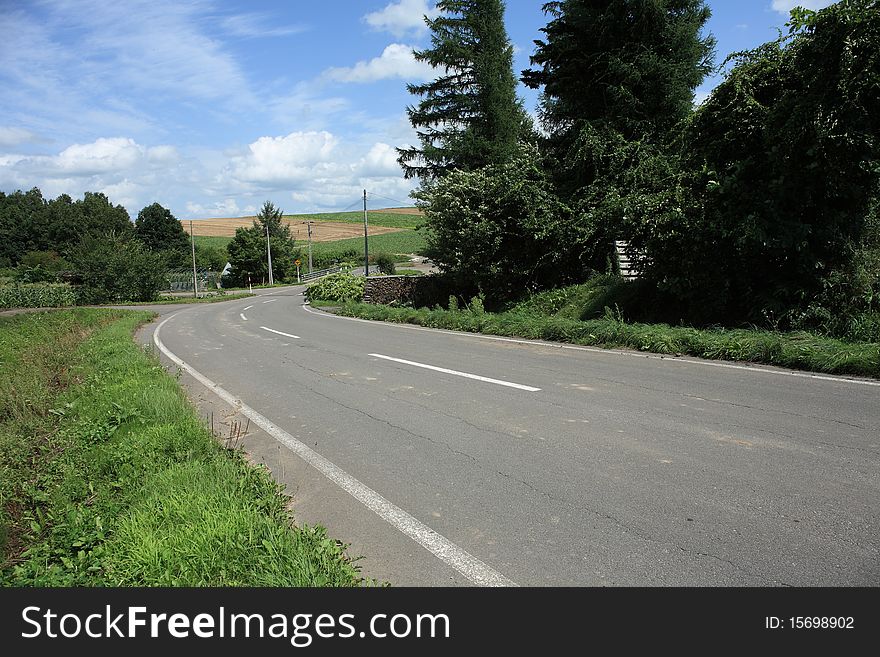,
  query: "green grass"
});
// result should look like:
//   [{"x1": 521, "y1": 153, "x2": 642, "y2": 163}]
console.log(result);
[
  {"x1": 193, "y1": 235, "x2": 233, "y2": 251},
  {"x1": 0, "y1": 309, "x2": 367, "y2": 586},
  {"x1": 126, "y1": 292, "x2": 256, "y2": 305},
  {"x1": 318, "y1": 301, "x2": 880, "y2": 379},
  {"x1": 310, "y1": 230, "x2": 428, "y2": 262}
]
